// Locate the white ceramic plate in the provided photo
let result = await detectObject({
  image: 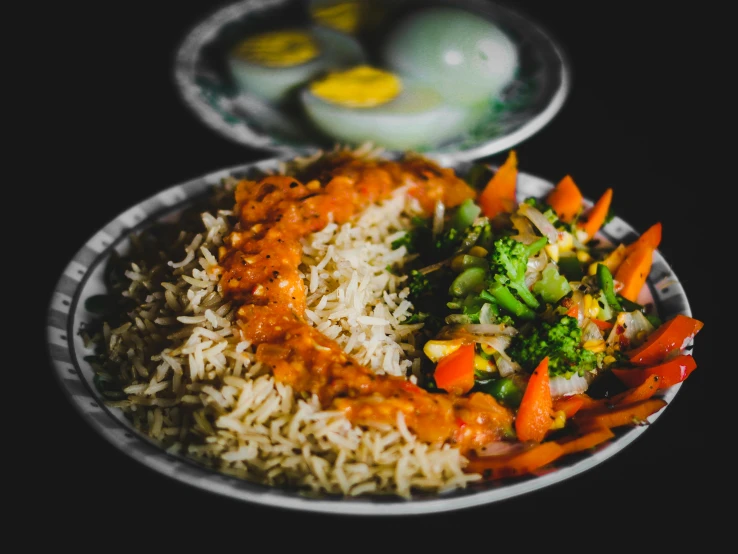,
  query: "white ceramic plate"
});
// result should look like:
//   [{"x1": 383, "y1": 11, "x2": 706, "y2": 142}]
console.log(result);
[
  {"x1": 46, "y1": 155, "x2": 693, "y2": 515},
  {"x1": 174, "y1": 0, "x2": 570, "y2": 161}
]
